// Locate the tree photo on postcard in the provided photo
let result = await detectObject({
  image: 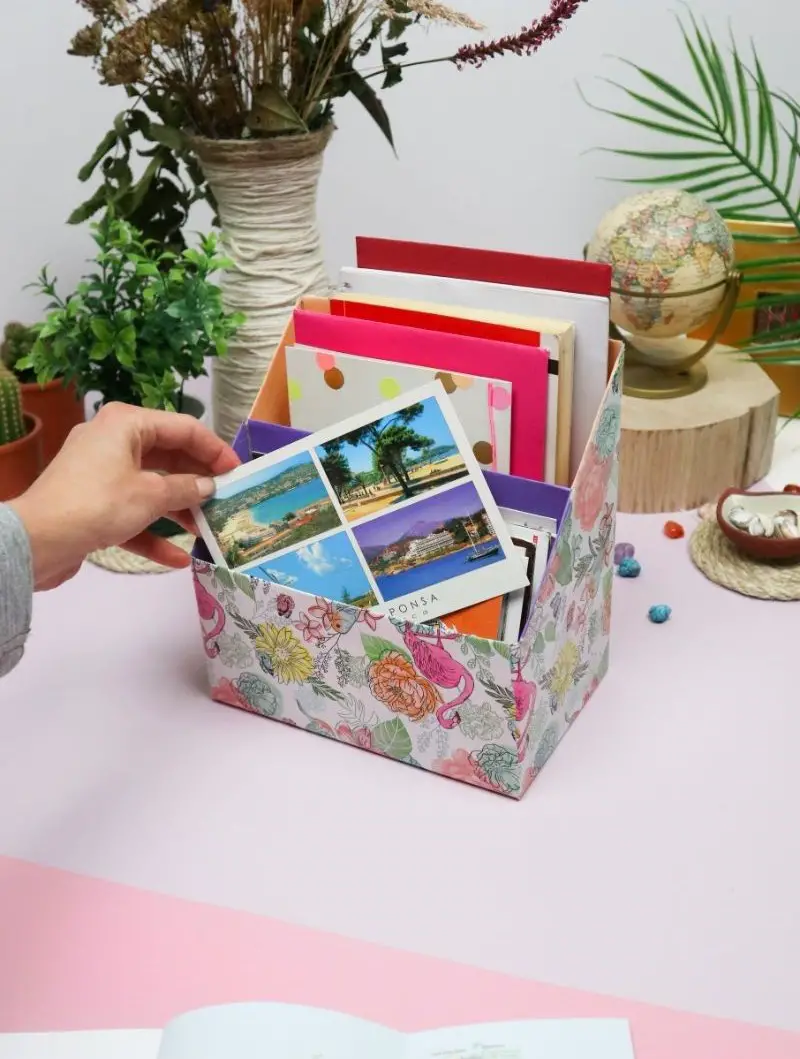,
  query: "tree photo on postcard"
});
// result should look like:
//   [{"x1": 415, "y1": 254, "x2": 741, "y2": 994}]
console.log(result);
[
  {"x1": 201, "y1": 452, "x2": 341, "y2": 568},
  {"x1": 352, "y1": 481, "x2": 506, "y2": 603},
  {"x1": 316, "y1": 397, "x2": 468, "y2": 523}
]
